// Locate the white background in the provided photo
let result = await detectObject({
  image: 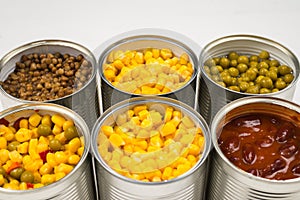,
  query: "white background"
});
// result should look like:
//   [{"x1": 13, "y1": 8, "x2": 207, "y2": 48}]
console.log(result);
[{"x1": 1, "y1": 0, "x2": 300, "y2": 110}]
